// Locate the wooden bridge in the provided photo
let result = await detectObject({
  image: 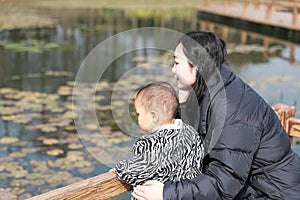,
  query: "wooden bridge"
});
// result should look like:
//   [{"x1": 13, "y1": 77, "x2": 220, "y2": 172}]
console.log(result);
[
  {"x1": 199, "y1": 20, "x2": 298, "y2": 62},
  {"x1": 1, "y1": 103, "x2": 300, "y2": 200},
  {"x1": 199, "y1": 0, "x2": 300, "y2": 31}
]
